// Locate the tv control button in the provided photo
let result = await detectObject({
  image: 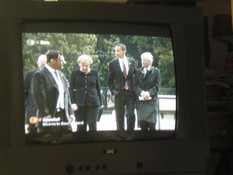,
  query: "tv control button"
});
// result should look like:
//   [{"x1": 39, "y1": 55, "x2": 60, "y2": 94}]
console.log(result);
[
  {"x1": 136, "y1": 161, "x2": 143, "y2": 169},
  {"x1": 65, "y1": 164, "x2": 75, "y2": 174}
]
